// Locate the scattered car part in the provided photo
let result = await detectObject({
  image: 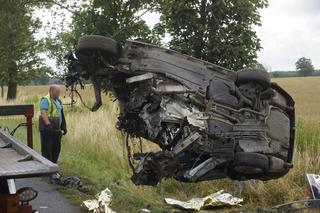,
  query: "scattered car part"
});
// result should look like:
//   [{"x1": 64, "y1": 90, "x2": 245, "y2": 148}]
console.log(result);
[
  {"x1": 307, "y1": 173, "x2": 320, "y2": 199},
  {"x1": 65, "y1": 35, "x2": 295, "y2": 185},
  {"x1": 139, "y1": 209, "x2": 151, "y2": 213},
  {"x1": 50, "y1": 174, "x2": 83, "y2": 190},
  {"x1": 82, "y1": 188, "x2": 116, "y2": 213},
  {"x1": 165, "y1": 190, "x2": 242, "y2": 211}
]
